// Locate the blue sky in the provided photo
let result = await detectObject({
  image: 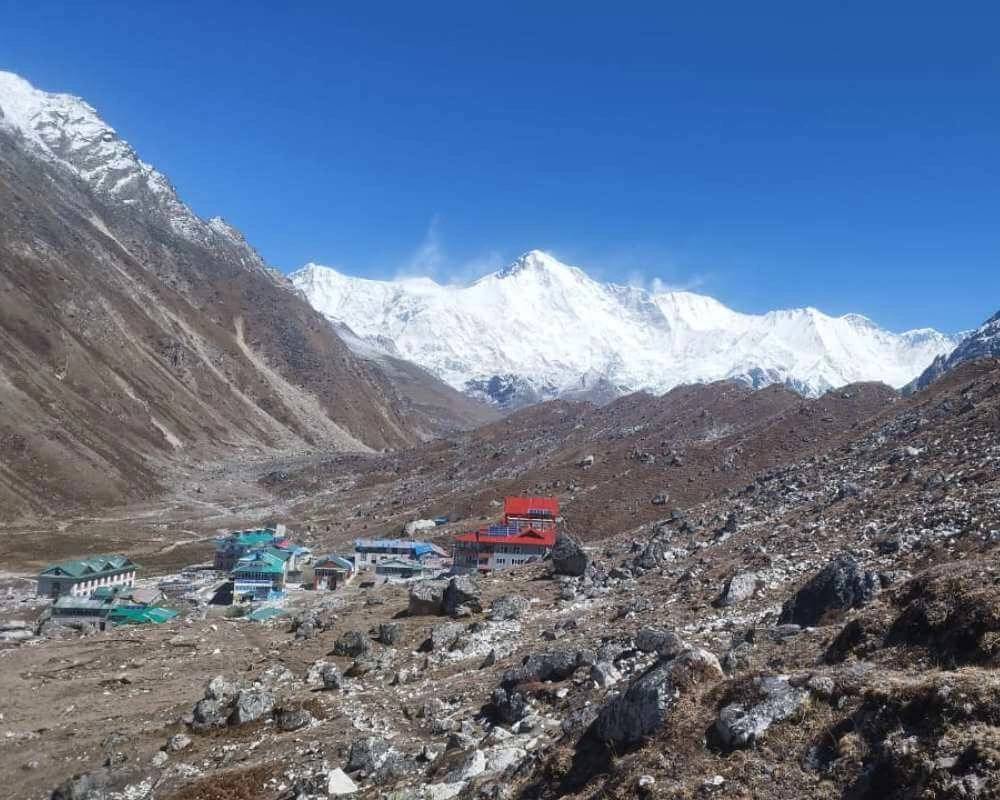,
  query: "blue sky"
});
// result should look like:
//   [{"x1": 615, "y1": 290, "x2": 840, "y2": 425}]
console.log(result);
[{"x1": 2, "y1": 1, "x2": 998, "y2": 332}]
